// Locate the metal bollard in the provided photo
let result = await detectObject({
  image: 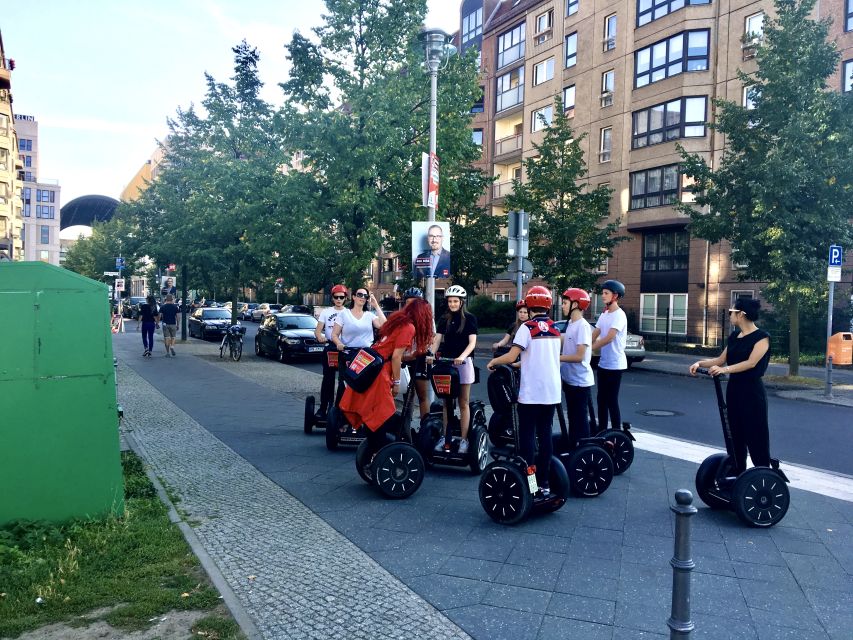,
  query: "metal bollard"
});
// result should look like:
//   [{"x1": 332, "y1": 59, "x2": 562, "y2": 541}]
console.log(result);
[{"x1": 668, "y1": 489, "x2": 697, "y2": 639}]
